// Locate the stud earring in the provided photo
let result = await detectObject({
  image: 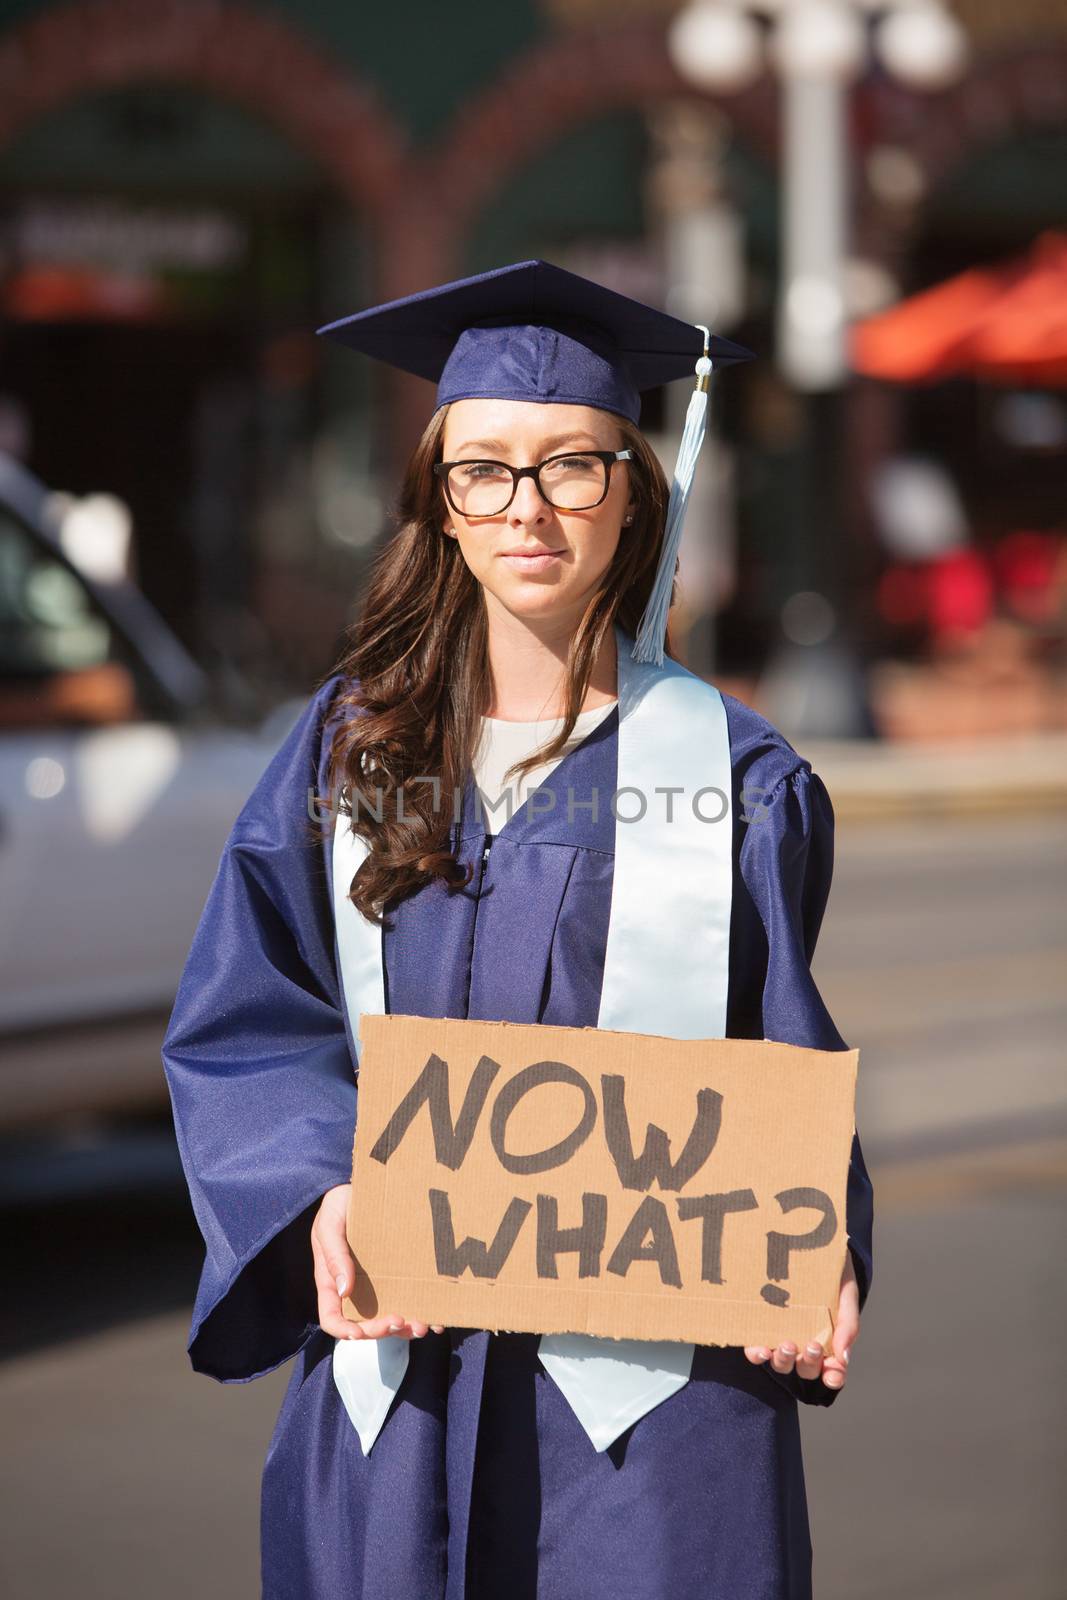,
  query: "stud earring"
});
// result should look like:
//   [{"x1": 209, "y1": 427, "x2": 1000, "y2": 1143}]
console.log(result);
[{"x1": 623, "y1": 513, "x2": 634, "y2": 526}]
